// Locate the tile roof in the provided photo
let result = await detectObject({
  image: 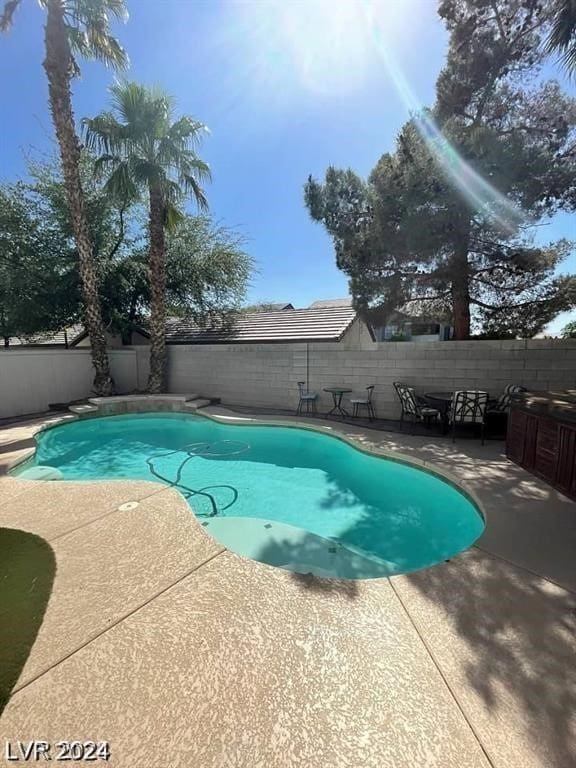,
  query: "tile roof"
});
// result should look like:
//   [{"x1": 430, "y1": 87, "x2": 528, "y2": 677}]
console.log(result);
[
  {"x1": 165, "y1": 307, "x2": 359, "y2": 344},
  {"x1": 6, "y1": 324, "x2": 86, "y2": 347},
  {"x1": 309, "y1": 298, "x2": 353, "y2": 308}
]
